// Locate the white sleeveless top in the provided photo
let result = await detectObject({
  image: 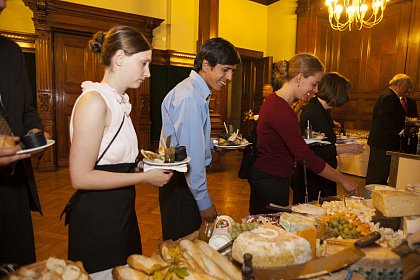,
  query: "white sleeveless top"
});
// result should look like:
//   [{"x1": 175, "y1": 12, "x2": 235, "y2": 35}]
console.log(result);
[{"x1": 69, "y1": 81, "x2": 138, "y2": 165}]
